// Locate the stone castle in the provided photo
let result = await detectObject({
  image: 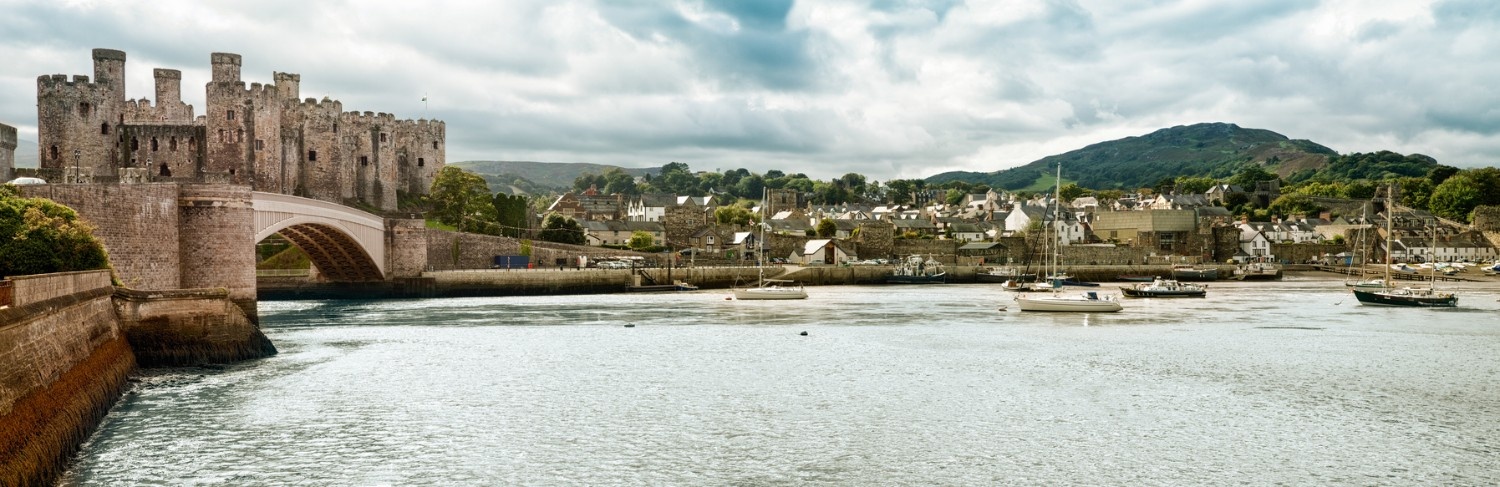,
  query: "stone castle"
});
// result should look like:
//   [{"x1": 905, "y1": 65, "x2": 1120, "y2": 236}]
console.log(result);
[{"x1": 34, "y1": 48, "x2": 444, "y2": 211}]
